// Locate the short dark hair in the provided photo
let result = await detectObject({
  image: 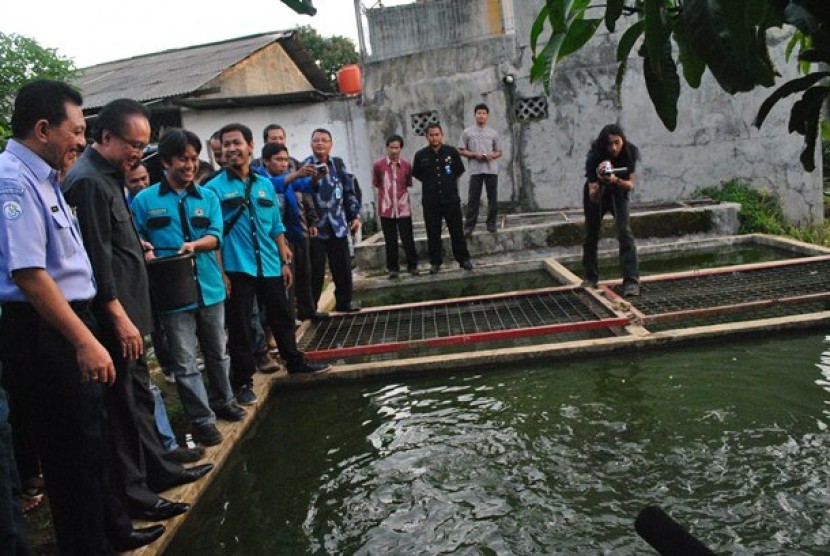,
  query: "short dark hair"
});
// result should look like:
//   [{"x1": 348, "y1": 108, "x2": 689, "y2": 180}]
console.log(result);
[
  {"x1": 261, "y1": 142, "x2": 288, "y2": 160},
  {"x1": 11, "y1": 79, "x2": 83, "y2": 139},
  {"x1": 474, "y1": 103, "x2": 489, "y2": 114},
  {"x1": 210, "y1": 130, "x2": 222, "y2": 142},
  {"x1": 262, "y1": 124, "x2": 285, "y2": 142},
  {"x1": 386, "y1": 134, "x2": 404, "y2": 148},
  {"x1": 218, "y1": 123, "x2": 253, "y2": 144},
  {"x1": 425, "y1": 123, "x2": 443, "y2": 134},
  {"x1": 311, "y1": 128, "x2": 332, "y2": 140},
  {"x1": 157, "y1": 128, "x2": 202, "y2": 163},
  {"x1": 92, "y1": 98, "x2": 150, "y2": 144}
]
